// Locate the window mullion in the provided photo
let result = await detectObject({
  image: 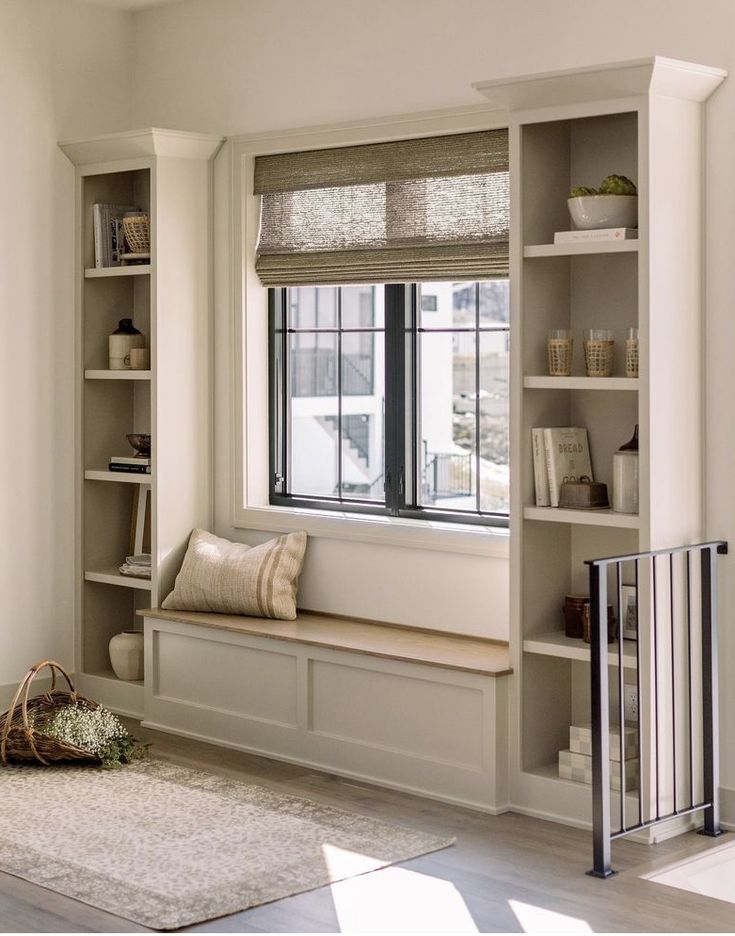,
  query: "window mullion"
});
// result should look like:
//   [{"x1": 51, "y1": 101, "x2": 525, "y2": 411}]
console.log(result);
[
  {"x1": 475, "y1": 281, "x2": 481, "y2": 514},
  {"x1": 384, "y1": 284, "x2": 408, "y2": 515},
  {"x1": 336, "y1": 288, "x2": 343, "y2": 502},
  {"x1": 269, "y1": 288, "x2": 288, "y2": 497}
]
